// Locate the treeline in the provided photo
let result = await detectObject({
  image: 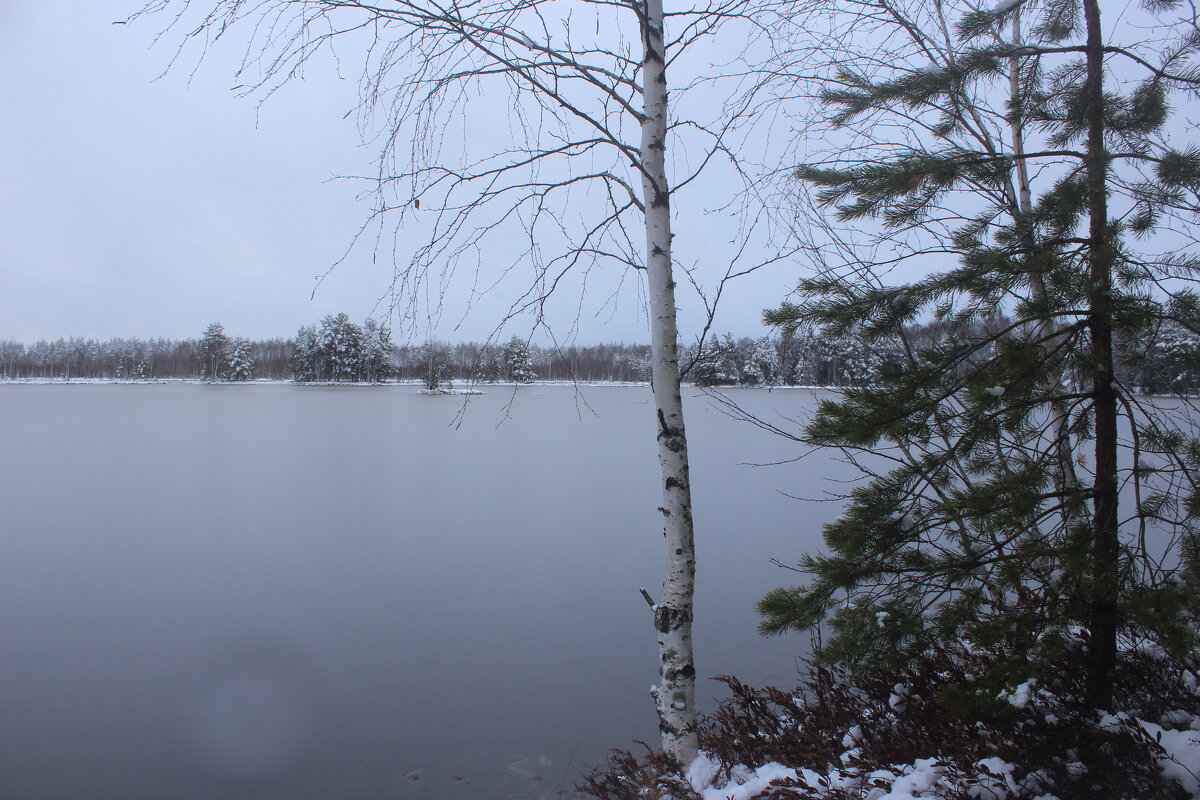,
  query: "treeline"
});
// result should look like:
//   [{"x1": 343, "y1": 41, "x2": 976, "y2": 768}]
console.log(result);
[
  {"x1": 3, "y1": 317, "x2": 1197, "y2": 392},
  {"x1": 0, "y1": 321, "x2": 651, "y2": 383},
  {"x1": 0, "y1": 333, "x2": 292, "y2": 380},
  {"x1": 396, "y1": 337, "x2": 643, "y2": 386},
  {"x1": 693, "y1": 318, "x2": 1200, "y2": 394}
]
